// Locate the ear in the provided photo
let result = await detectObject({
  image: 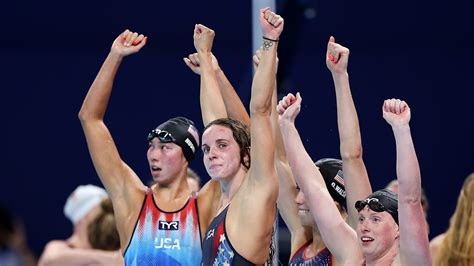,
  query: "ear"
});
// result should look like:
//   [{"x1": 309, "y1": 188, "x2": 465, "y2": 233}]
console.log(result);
[
  {"x1": 182, "y1": 156, "x2": 189, "y2": 168},
  {"x1": 394, "y1": 224, "x2": 400, "y2": 240},
  {"x1": 243, "y1": 146, "x2": 251, "y2": 167},
  {"x1": 243, "y1": 152, "x2": 250, "y2": 164}
]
